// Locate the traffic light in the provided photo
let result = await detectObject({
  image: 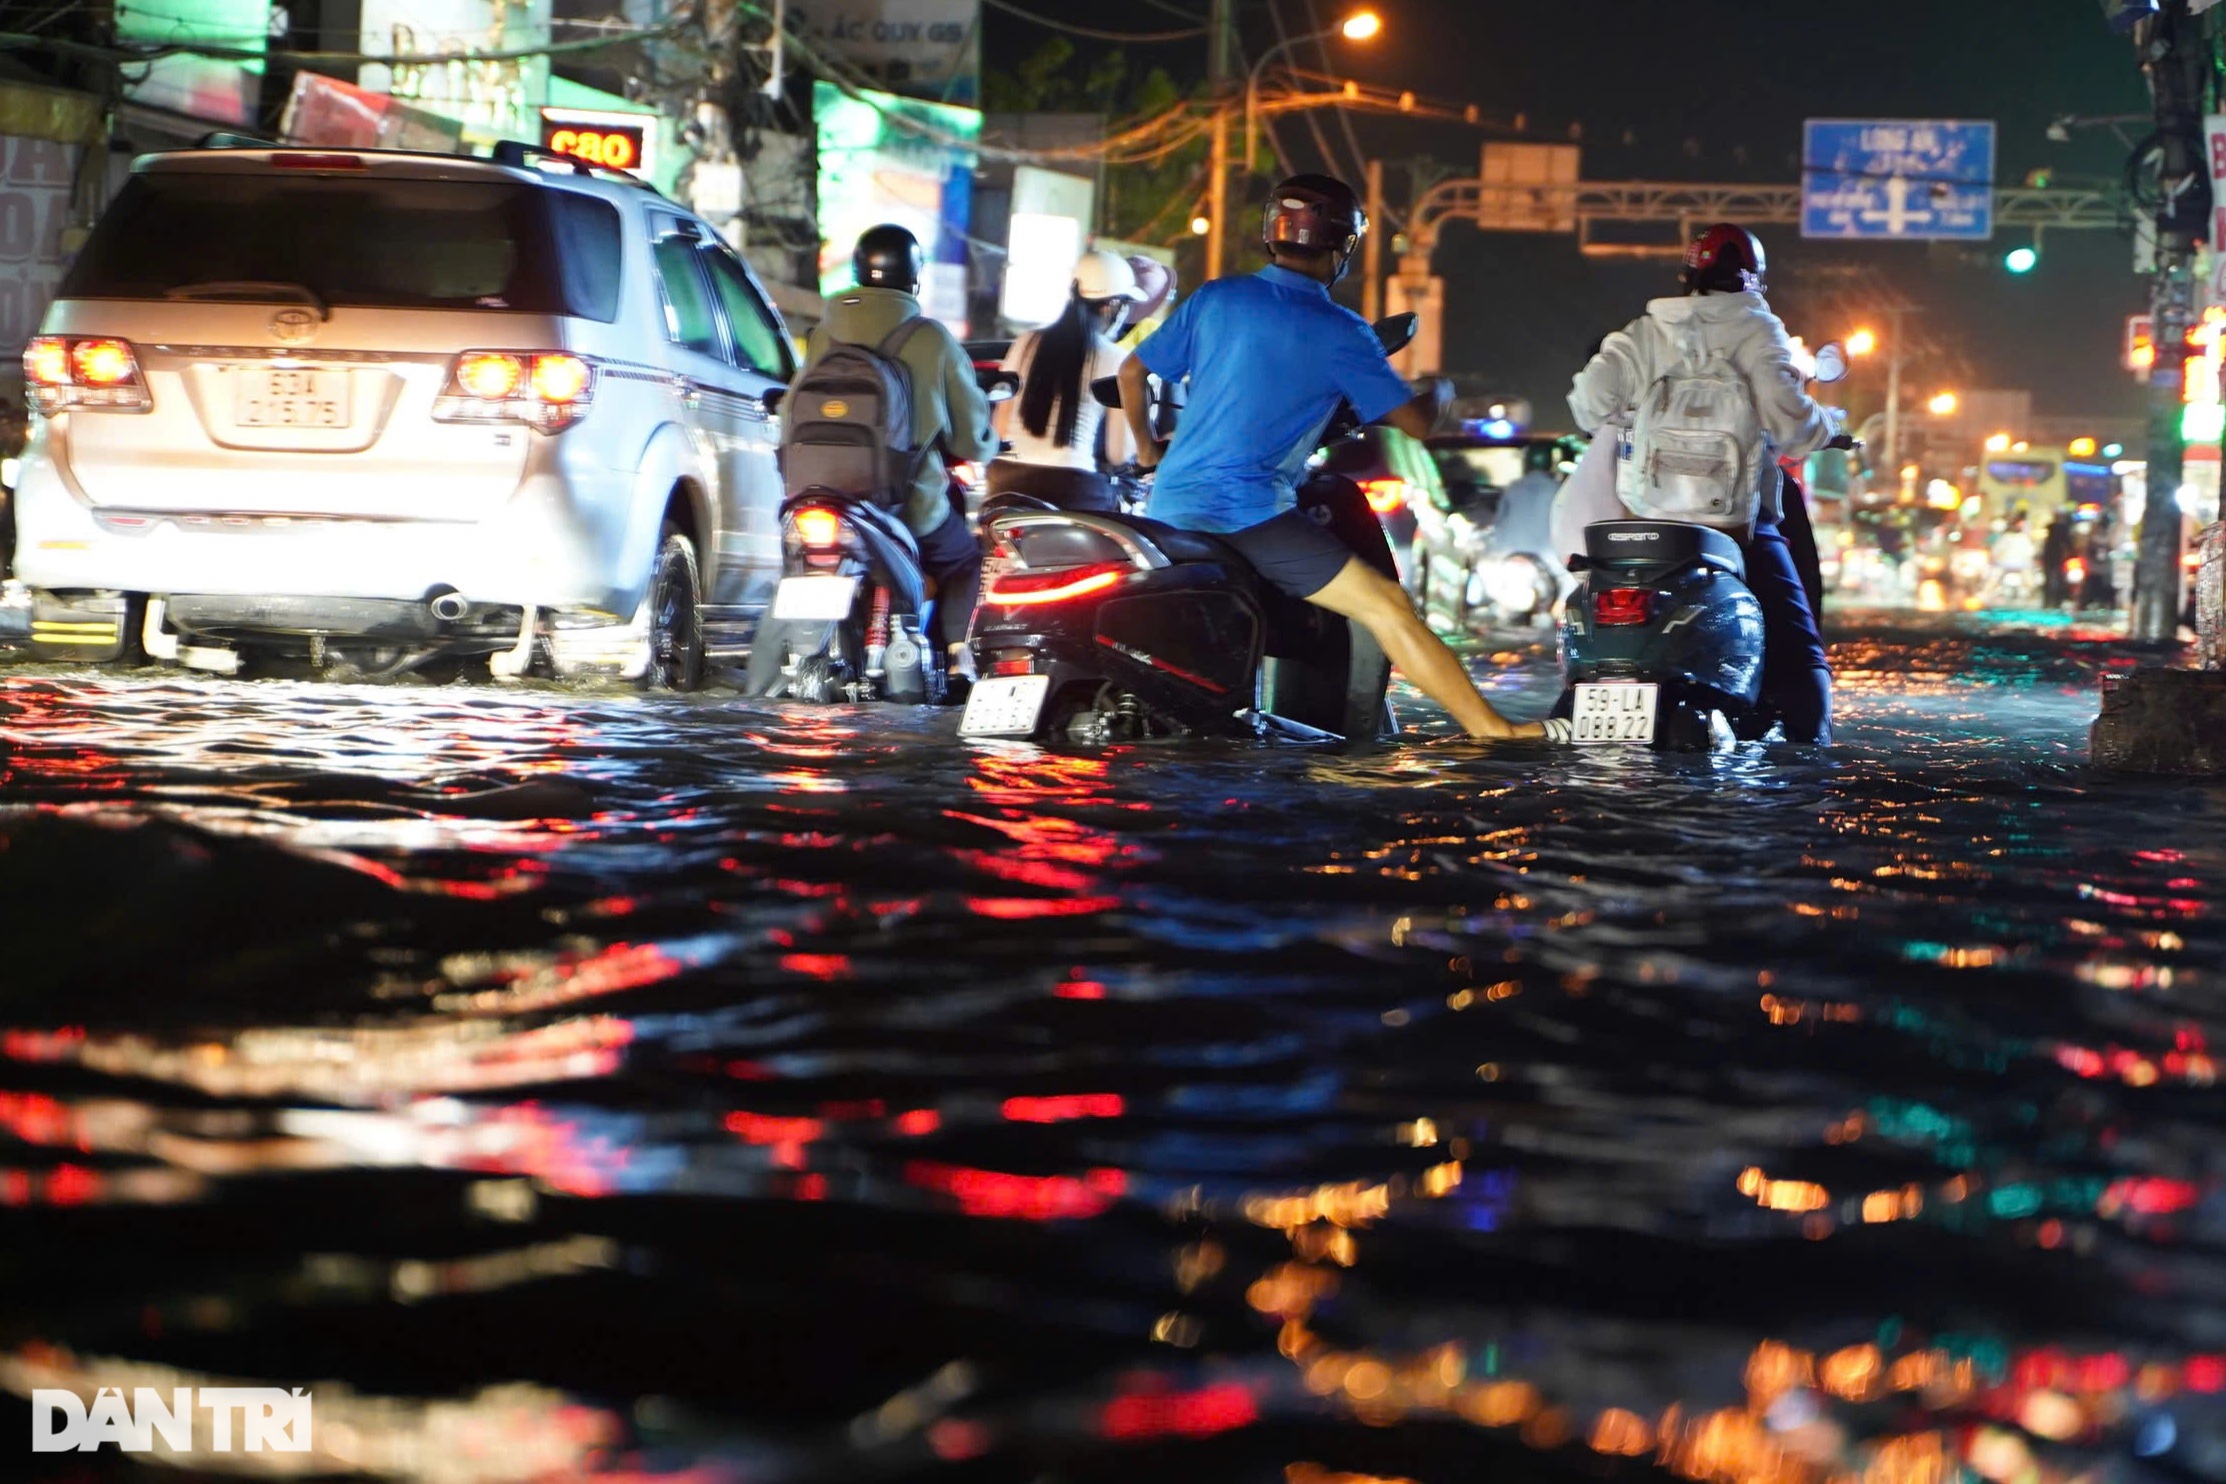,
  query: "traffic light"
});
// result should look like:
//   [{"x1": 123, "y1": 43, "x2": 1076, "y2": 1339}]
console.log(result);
[
  {"x1": 2004, "y1": 246, "x2": 2039, "y2": 274},
  {"x1": 2181, "y1": 402, "x2": 2223, "y2": 444}
]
